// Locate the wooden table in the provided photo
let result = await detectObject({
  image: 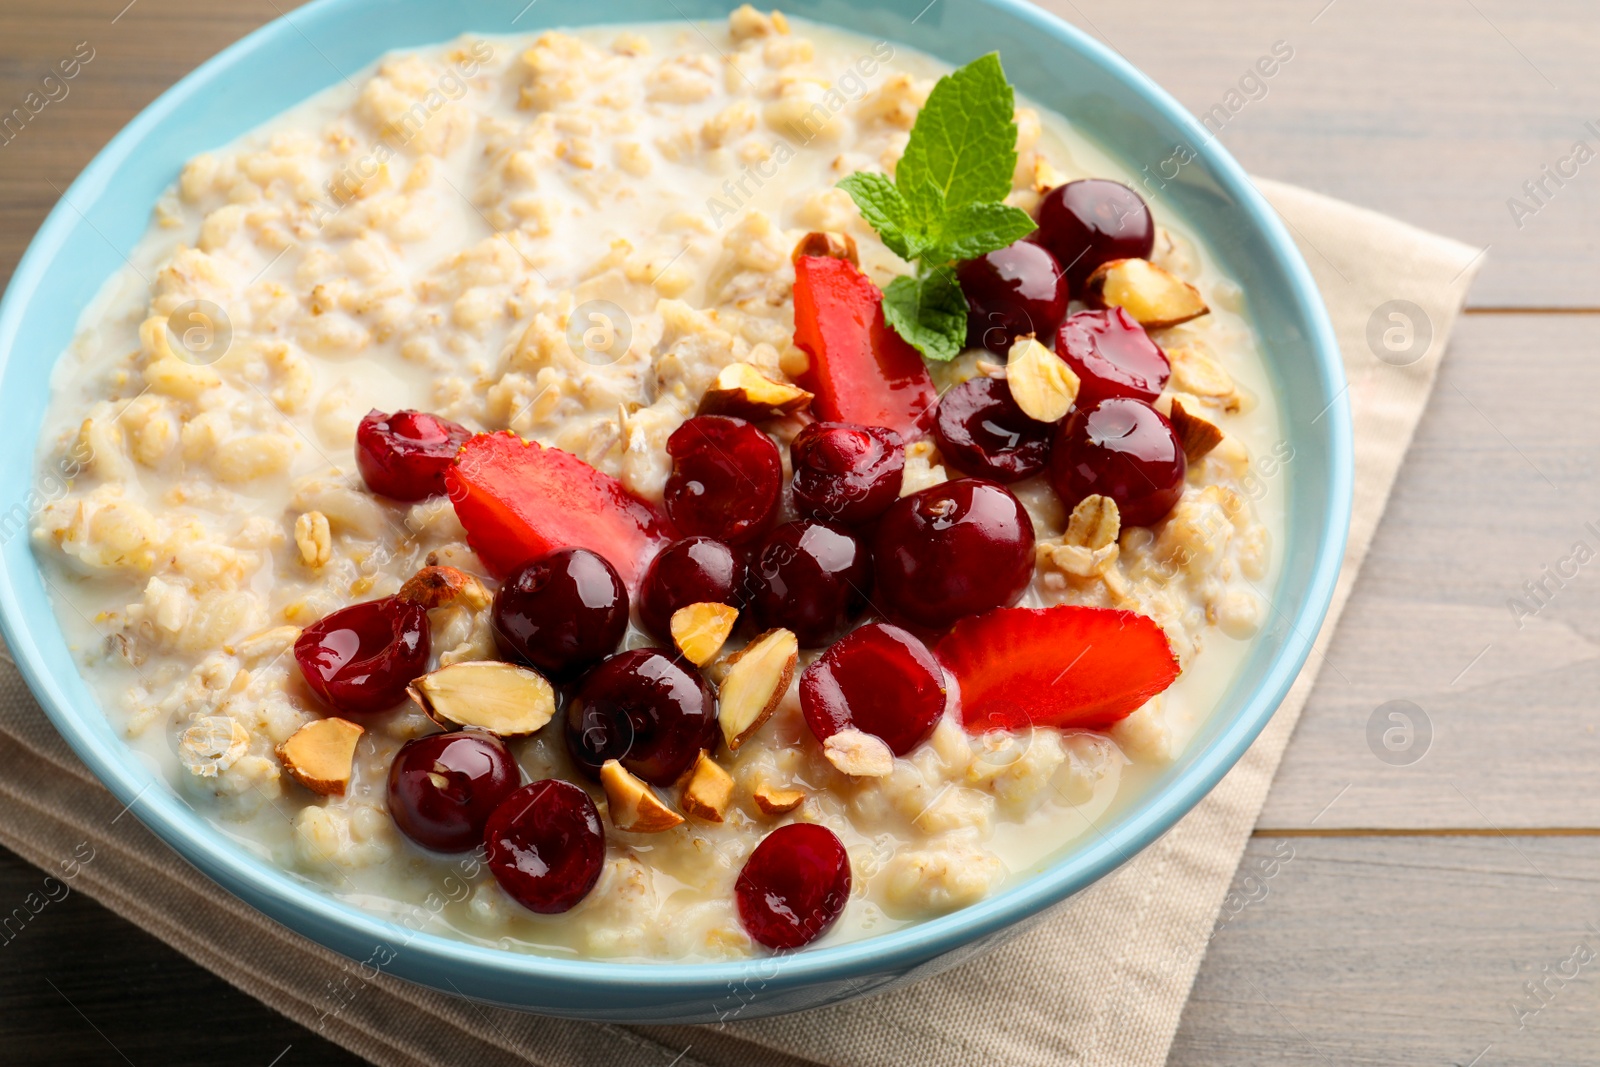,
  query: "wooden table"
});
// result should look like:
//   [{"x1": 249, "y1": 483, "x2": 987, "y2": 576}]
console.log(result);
[{"x1": 2, "y1": 1, "x2": 1596, "y2": 1063}]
